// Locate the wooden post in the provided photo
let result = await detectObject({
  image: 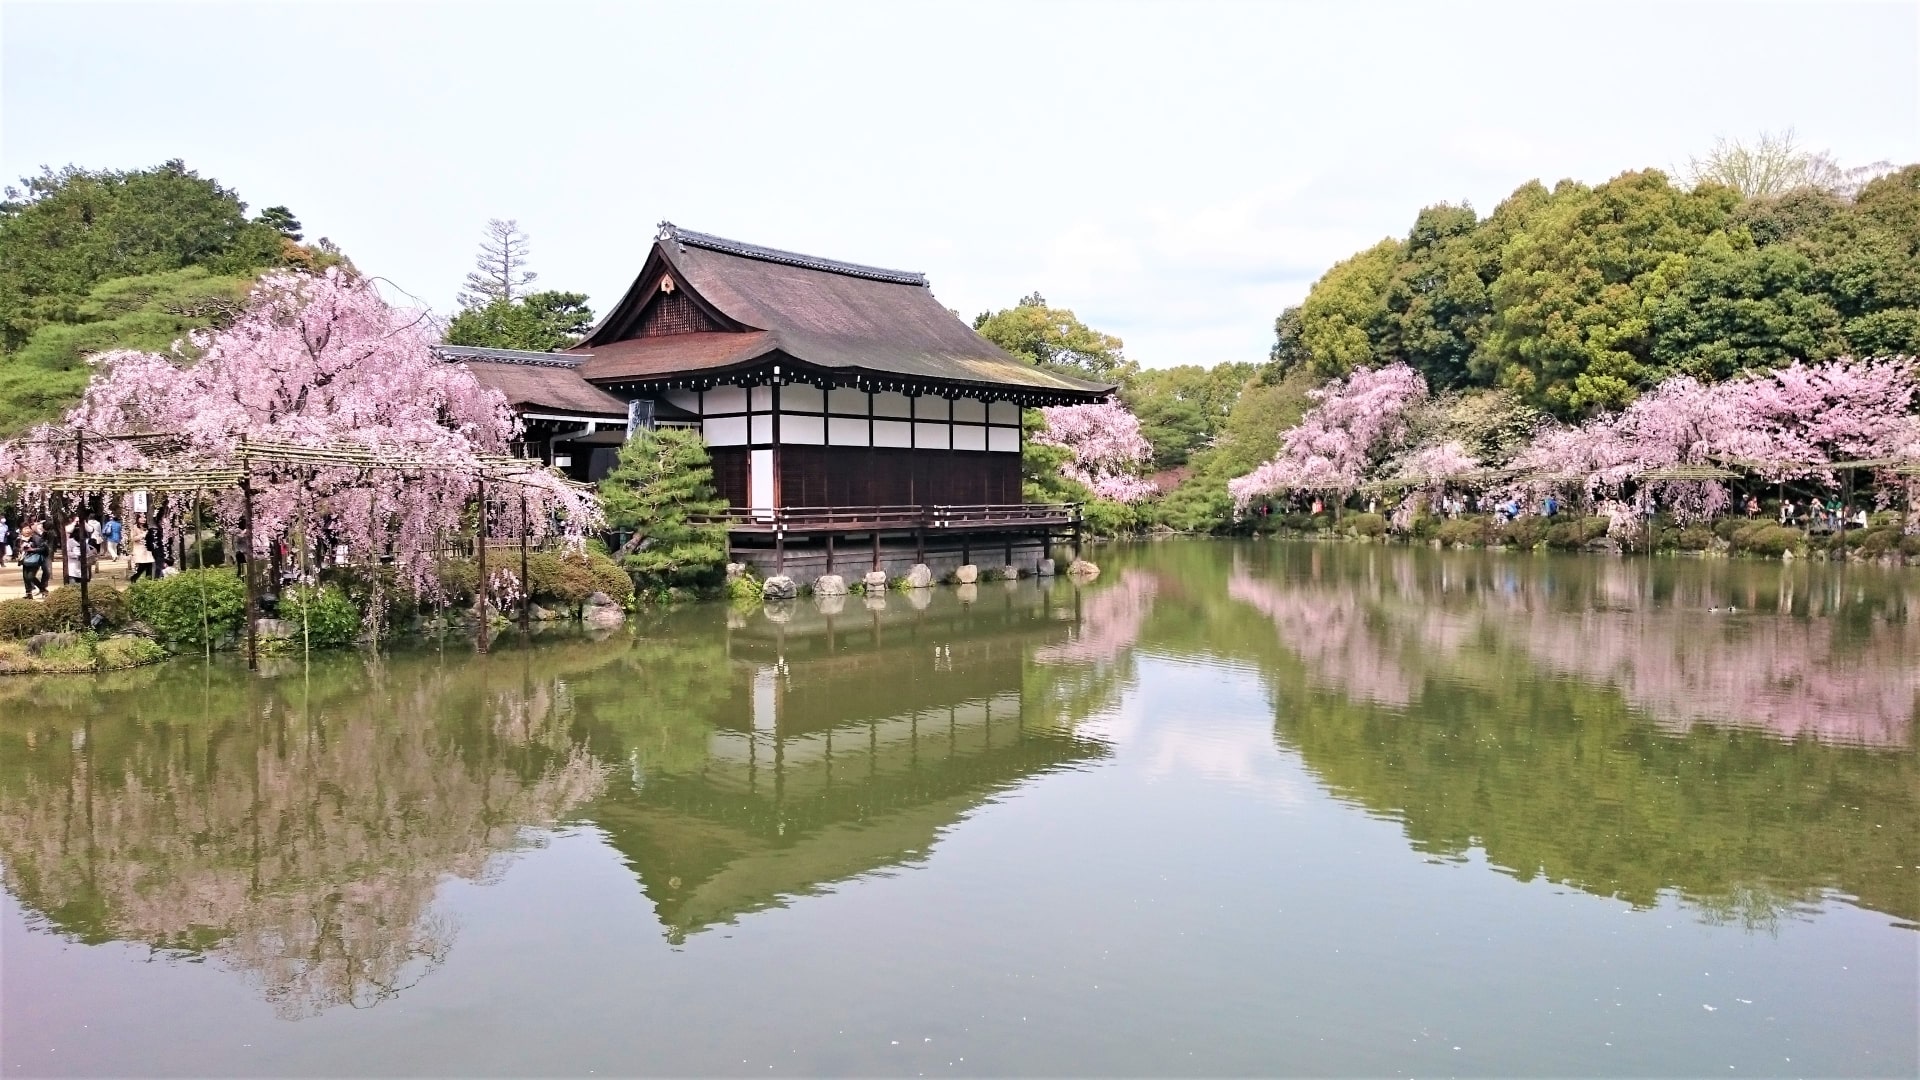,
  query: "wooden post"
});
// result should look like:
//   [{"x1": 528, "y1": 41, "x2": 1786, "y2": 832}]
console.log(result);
[
  {"x1": 1071, "y1": 505, "x2": 1083, "y2": 563},
  {"x1": 75, "y1": 431, "x2": 91, "y2": 627},
  {"x1": 475, "y1": 476, "x2": 489, "y2": 654},
  {"x1": 775, "y1": 525, "x2": 785, "y2": 574},
  {"x1": 1835, "y1": 466, "x2": 1850, "y2": 557},
  {"x1": 240, "y1": 442, "x2": 258, "y2": 671},
  {"x1": 826, "y1": 532, "x2": 835, "y2": 573},
  {"x1": 519, "y1": 491, "x2": 531, "y2": 632},
  {"x1": 871, "y1": 529, "x2": 880, "y2": 572}
]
